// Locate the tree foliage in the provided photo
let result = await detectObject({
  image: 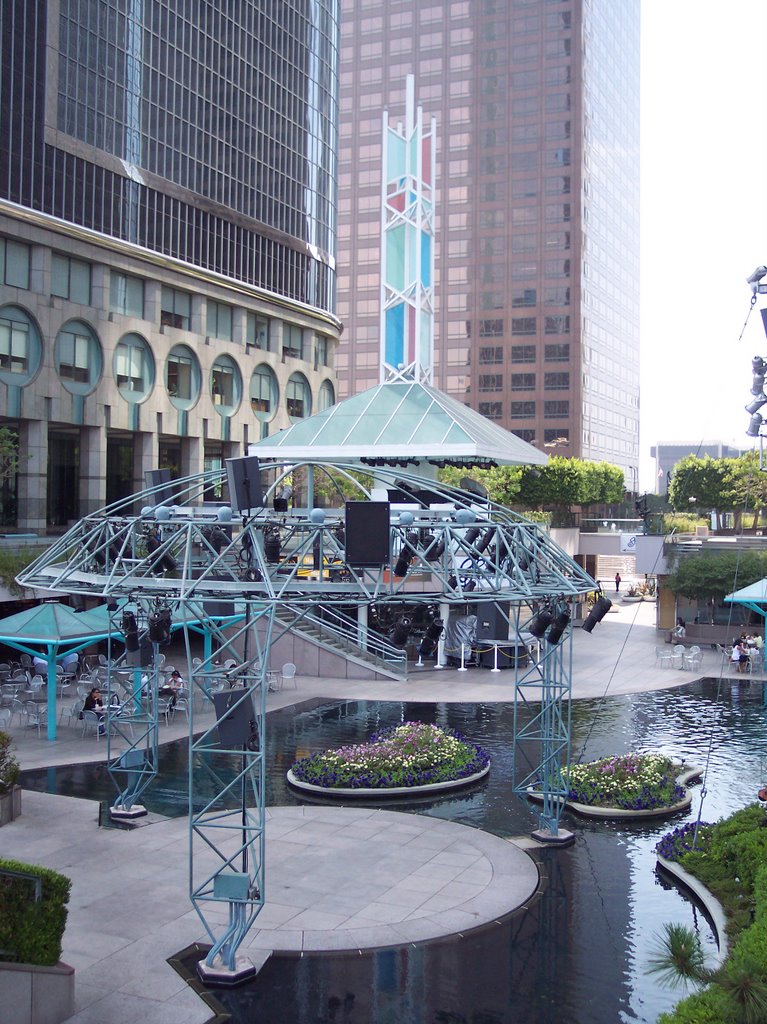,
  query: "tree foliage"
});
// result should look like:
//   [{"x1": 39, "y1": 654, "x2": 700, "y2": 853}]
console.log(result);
[{"x1": 666, "y1": 550, "x2": 767, "y2": 600}]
